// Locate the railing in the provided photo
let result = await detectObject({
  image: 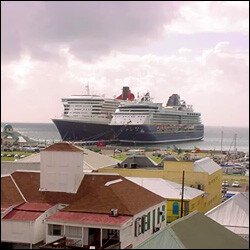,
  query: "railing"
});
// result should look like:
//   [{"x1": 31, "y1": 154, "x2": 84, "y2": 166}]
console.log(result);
[{"x1": 40, "y1": 237, "x2": 120, "y2": 249}]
